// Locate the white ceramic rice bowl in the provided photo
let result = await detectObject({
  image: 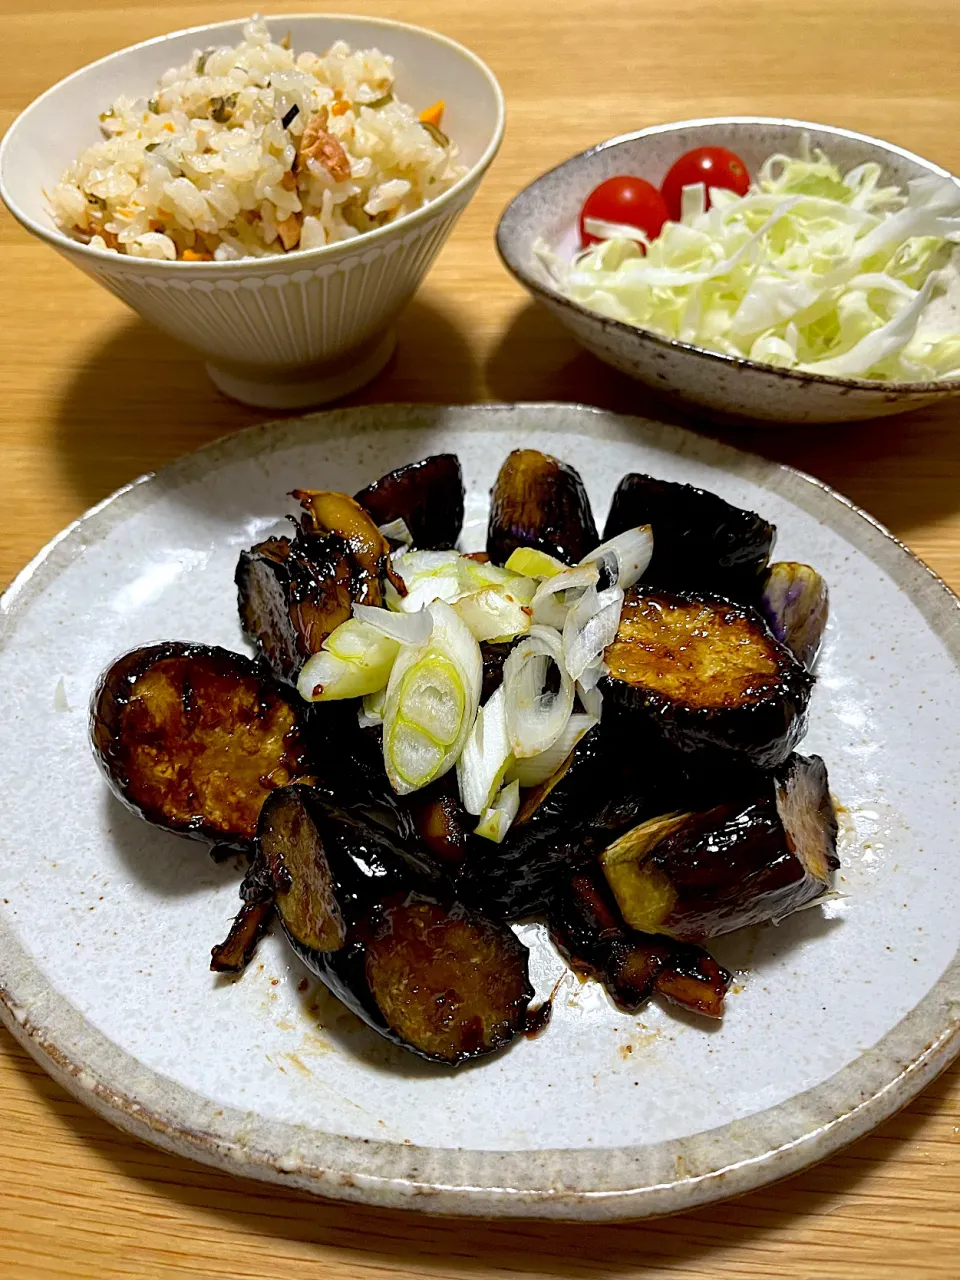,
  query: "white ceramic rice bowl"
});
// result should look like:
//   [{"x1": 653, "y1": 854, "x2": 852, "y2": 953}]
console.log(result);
[{"x1": 0, "y1": 15, "x2": 504, "y2": 408}]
